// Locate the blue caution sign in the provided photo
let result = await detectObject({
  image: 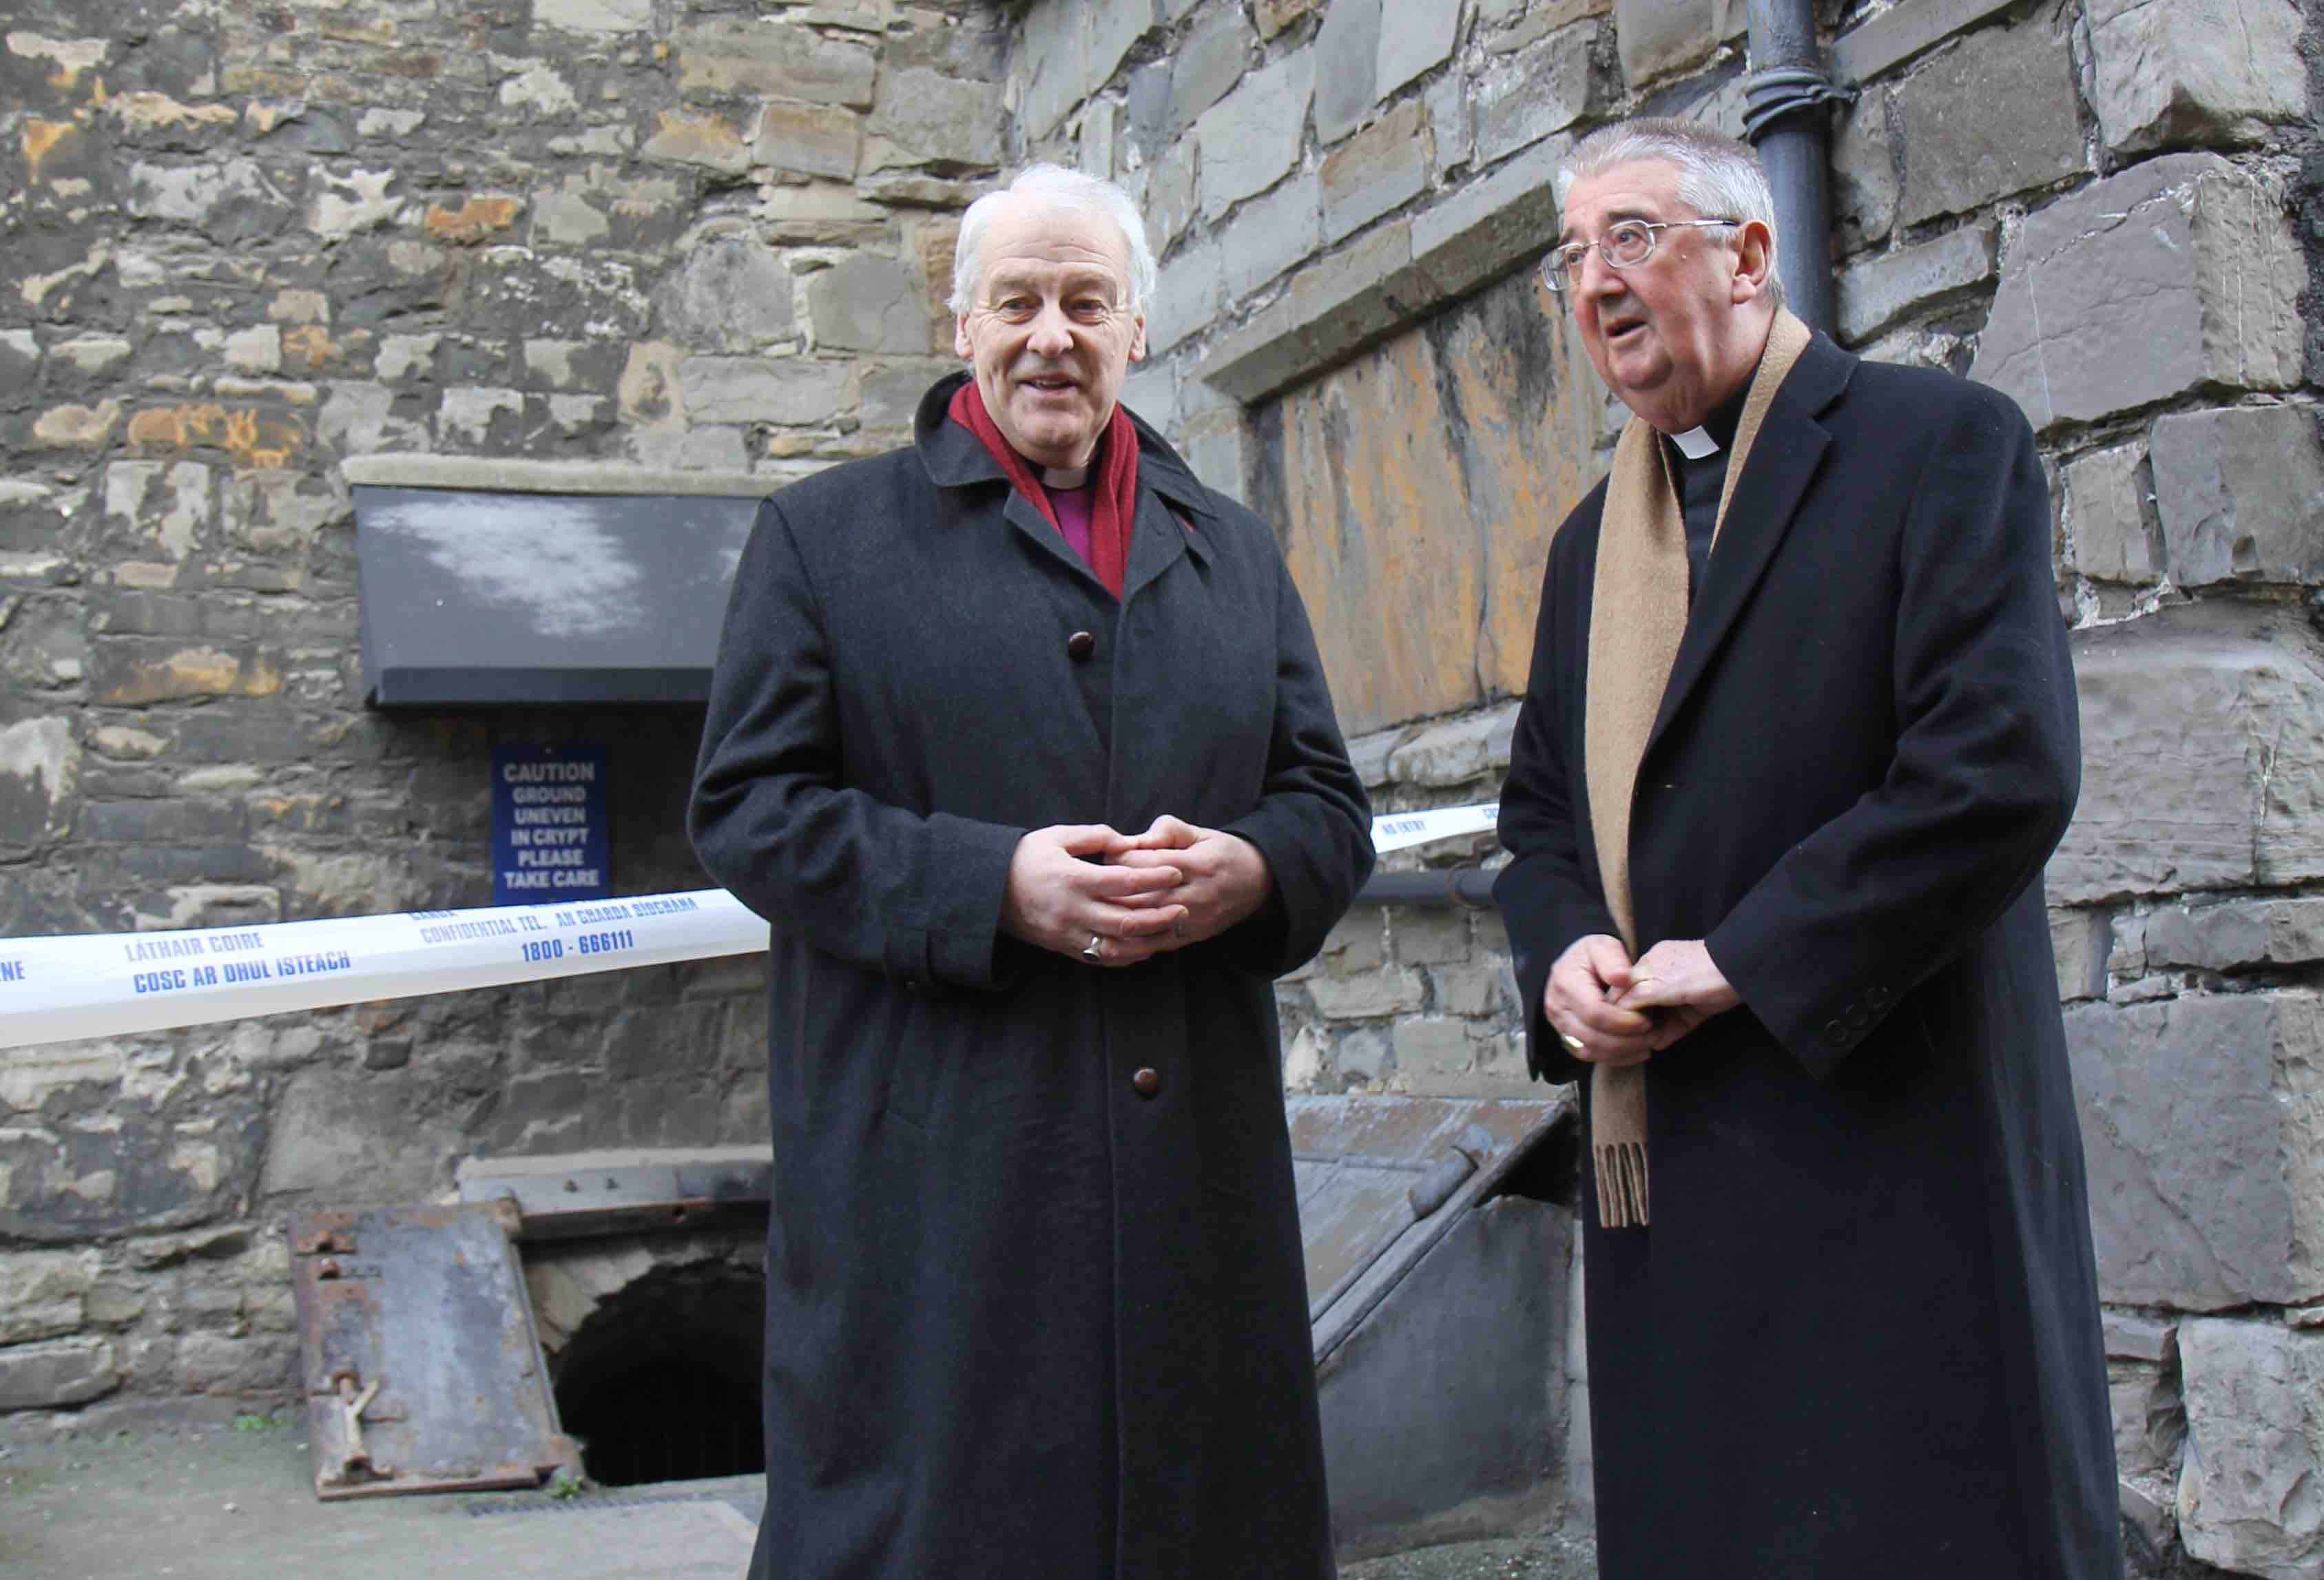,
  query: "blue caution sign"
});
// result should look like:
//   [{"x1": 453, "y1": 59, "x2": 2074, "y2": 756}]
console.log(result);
[{"x1": 492, "y1": 745, "x2": 612, "y2": 906}]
